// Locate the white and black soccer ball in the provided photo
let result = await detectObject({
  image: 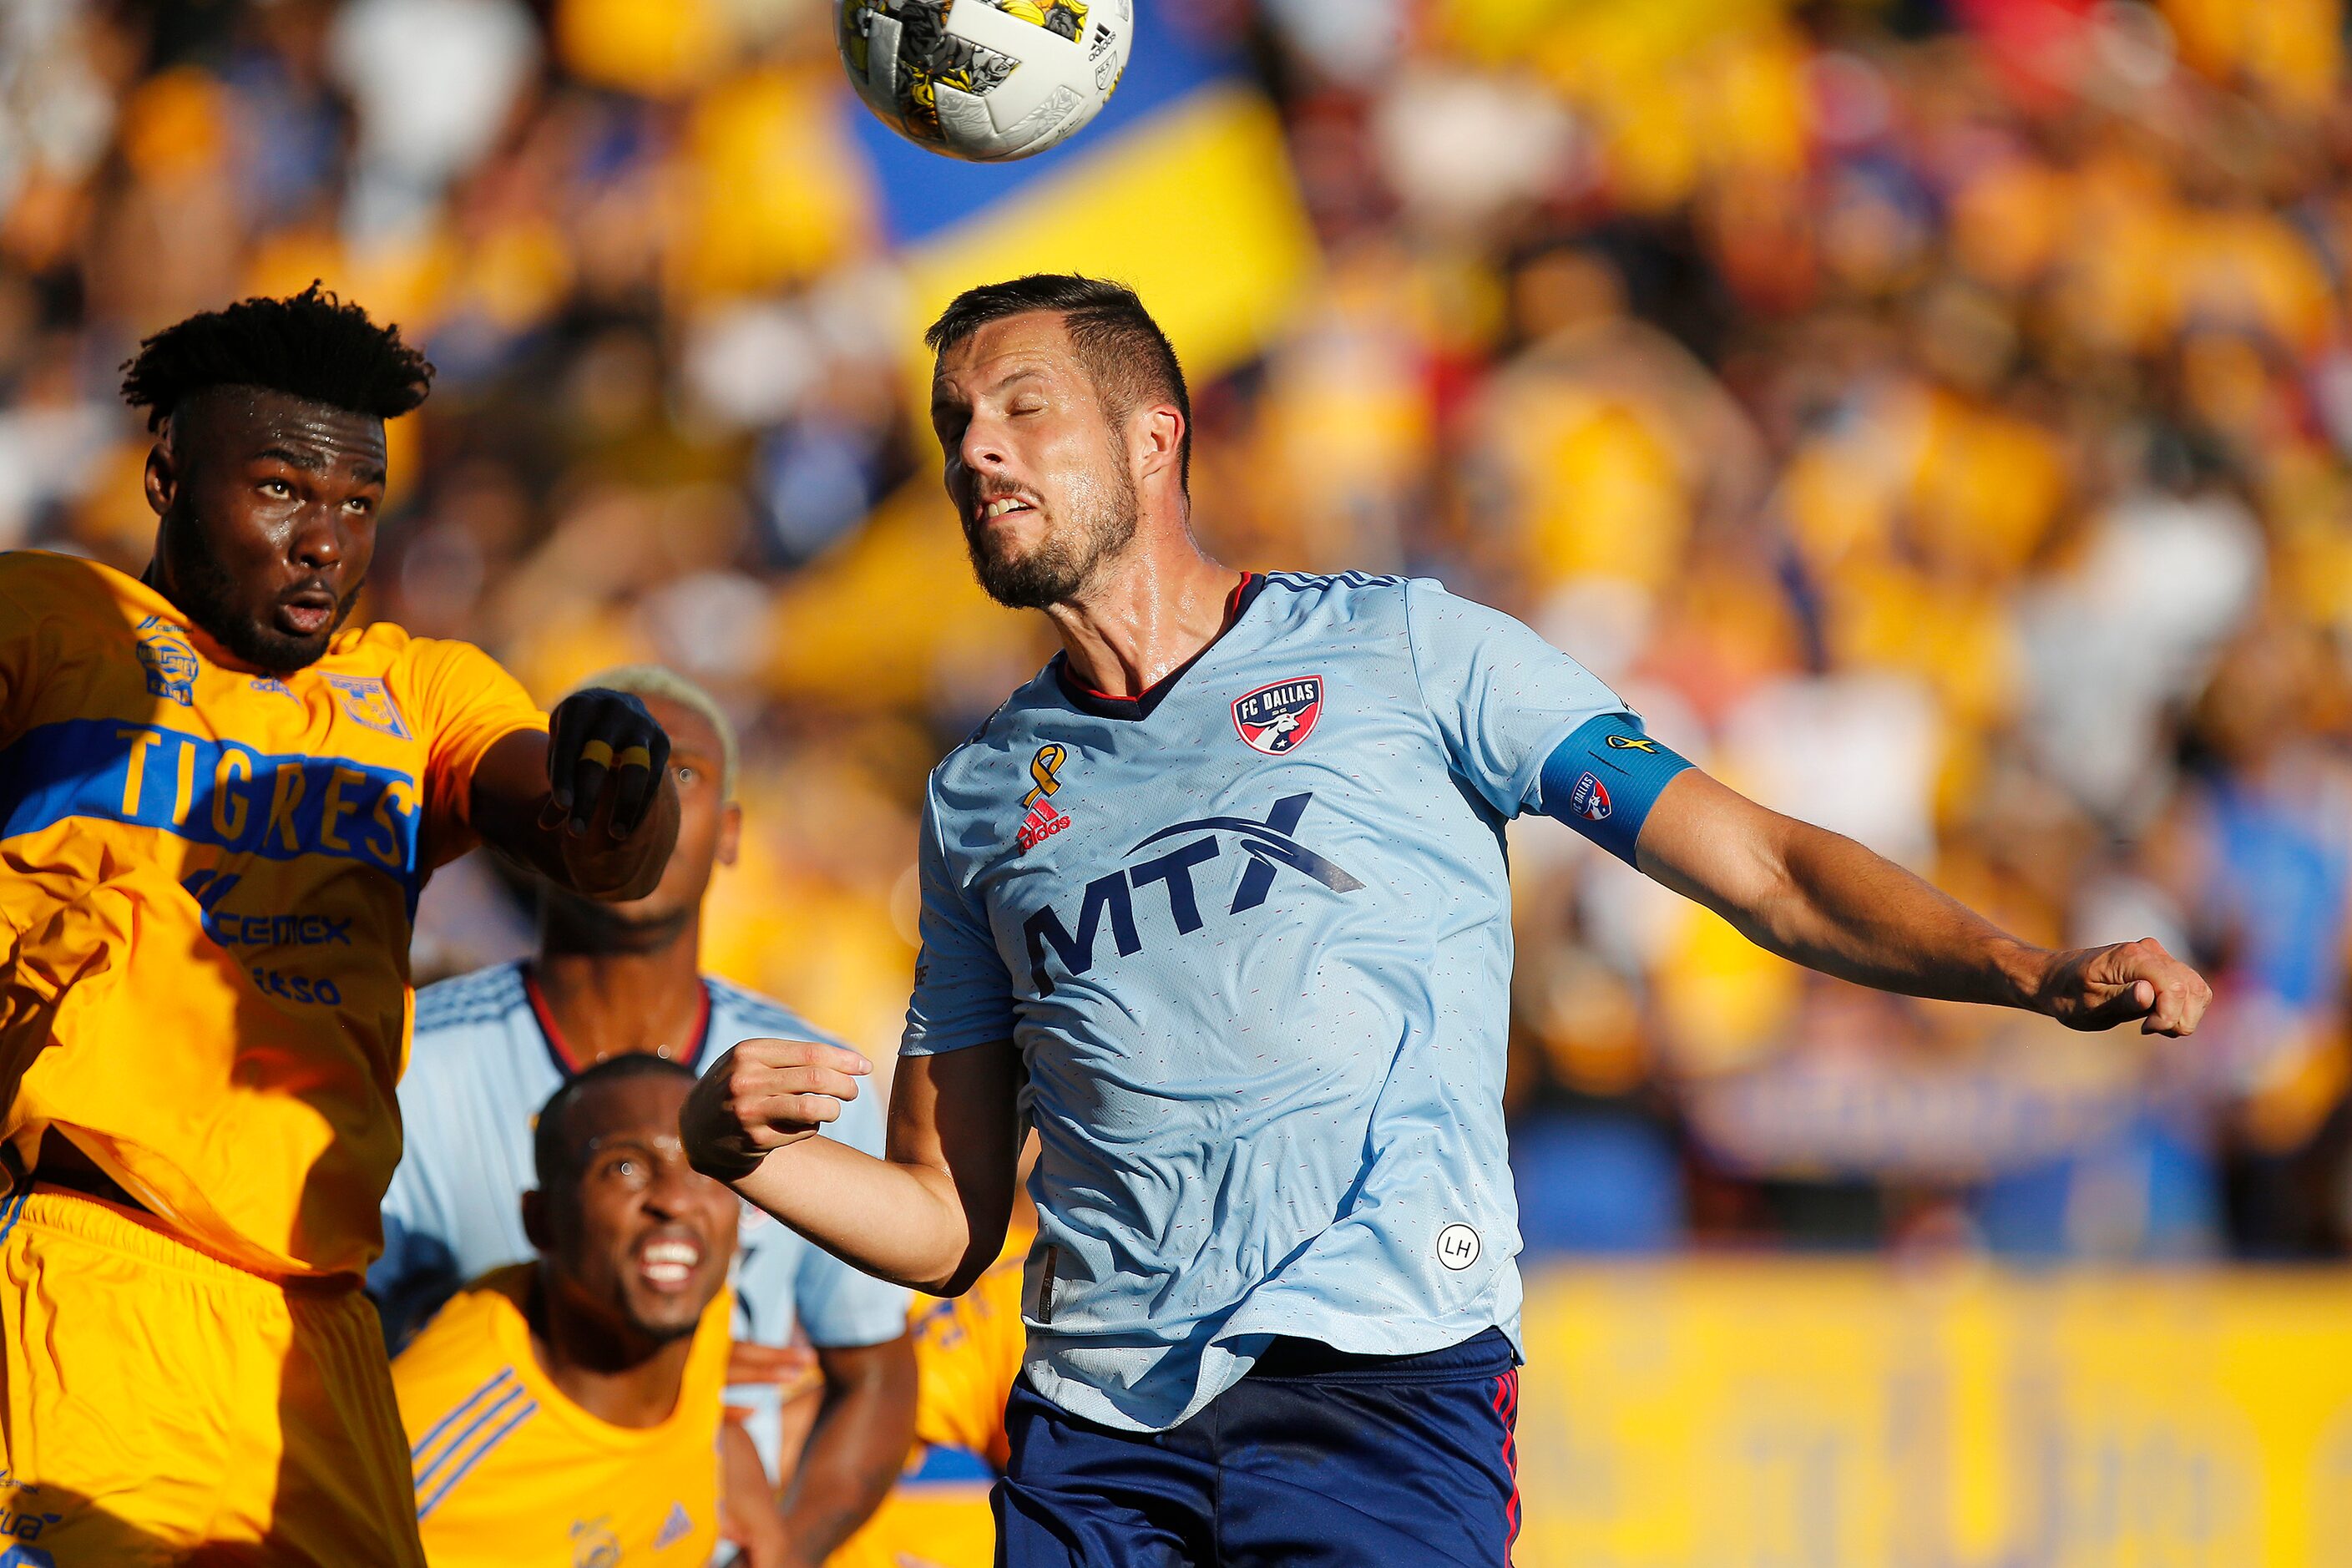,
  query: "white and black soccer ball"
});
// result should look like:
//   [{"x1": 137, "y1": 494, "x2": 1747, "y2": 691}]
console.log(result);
[{"x1": 838, "y1": 0, "x2": 1133, "y2": 163}]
